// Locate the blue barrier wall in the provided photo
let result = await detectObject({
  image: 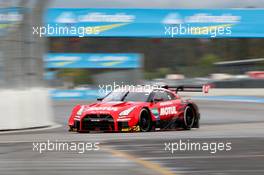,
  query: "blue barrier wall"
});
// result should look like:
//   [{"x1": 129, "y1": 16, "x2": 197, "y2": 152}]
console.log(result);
[{"x1": 50, "y1": 89, "x2": 101, "y2": 100}]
